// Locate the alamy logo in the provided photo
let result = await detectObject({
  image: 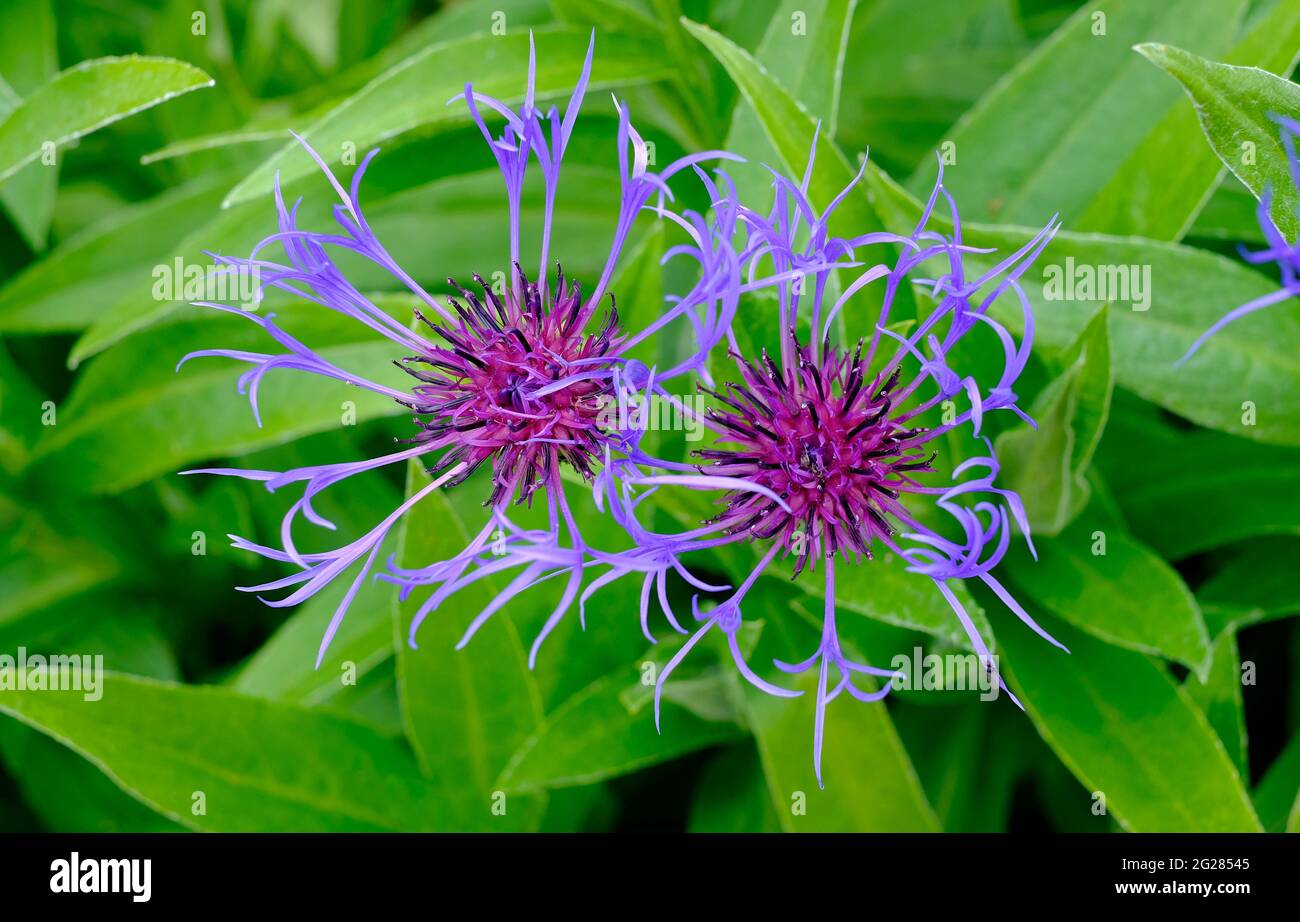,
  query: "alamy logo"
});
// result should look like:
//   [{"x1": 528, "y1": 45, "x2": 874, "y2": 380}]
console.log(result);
[
  {"x1": 1042, "y1": 256, "x2": 1151, "y2": 311},
  {"x1": 0, "y1": 647, "x2": 103, "y2": 701},
  {"x1": 151, "y1": 257, "x2": 261, "y2": 308},
  {"x1": 890, "y1": 648, "x2": 1001, "y2": 701},
  {"x1": 594, "y1": 369, "x2": 707, "y2": 441},
  {"x1": 50, "y1": 852, "x2": 151, "y2": 902}
]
